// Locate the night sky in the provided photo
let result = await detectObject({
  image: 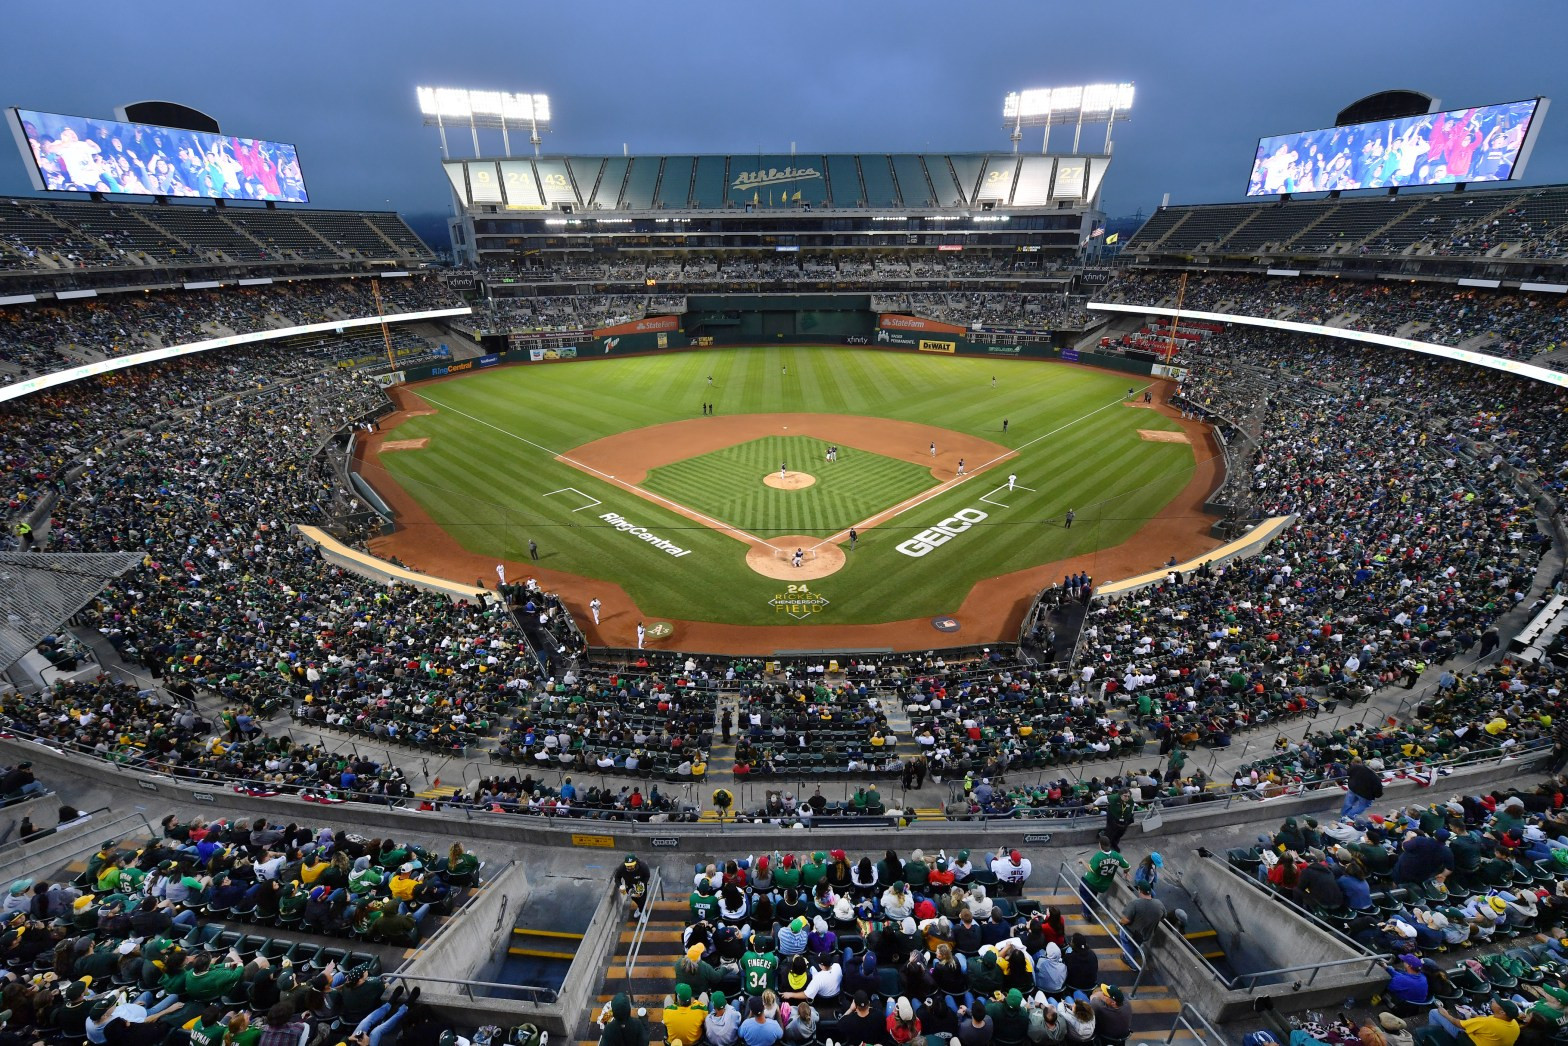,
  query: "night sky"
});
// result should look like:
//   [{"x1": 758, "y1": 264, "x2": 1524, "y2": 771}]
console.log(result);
[{"x1": 4, "y1": 0, "x2": 1566, "y2": 221}]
